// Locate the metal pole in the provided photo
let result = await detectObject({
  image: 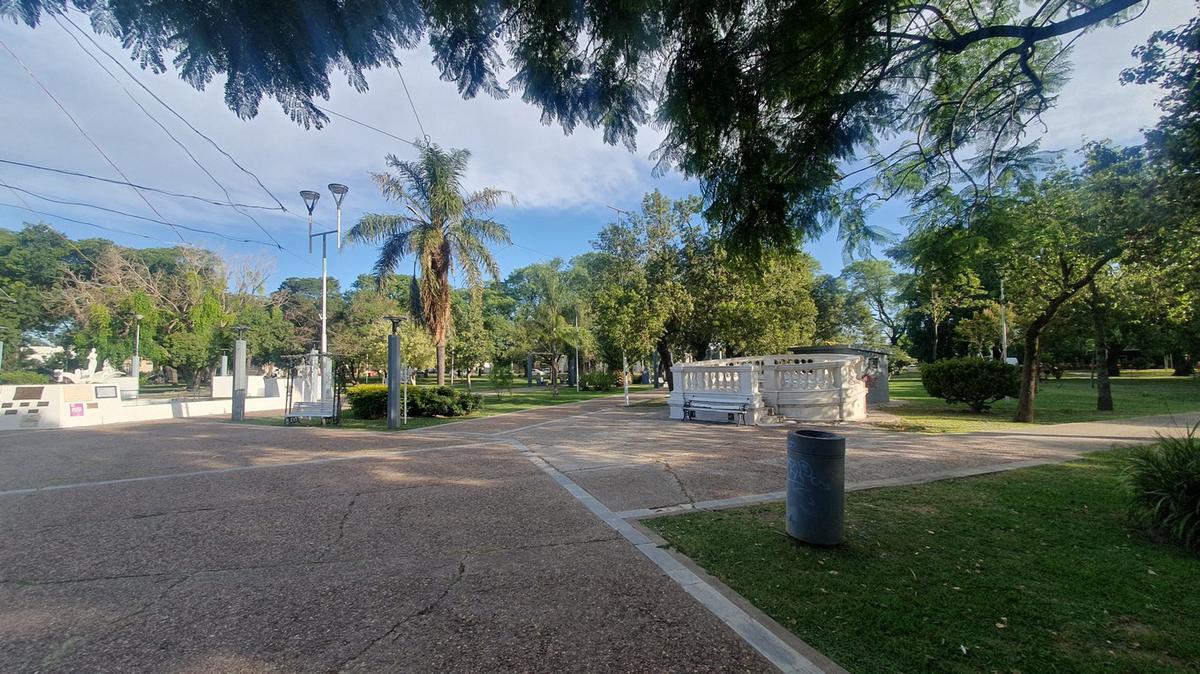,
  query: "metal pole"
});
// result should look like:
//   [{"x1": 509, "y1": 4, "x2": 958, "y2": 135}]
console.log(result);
[
  {"x1": 387, "y1": 333, "x2": 402, "y2": 429},
  {"x1": 320, "y1": 234, "x2": 333, "y2": 401},
  {"x1": 130, "y1": 318, "x2": 141, "y2": 378},
  {"x1": 999, "y1": 277, "x2": 1008, "y2": 362},
  {"x1": 574, "y1": 313, "x2": 580, "y2": 392},
  {"x1": 623, "y1": 351, "x2": 630, "y2": 407},
  {"x1": 232, "y1": 337, "x2": 247, "y2": 421}
]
